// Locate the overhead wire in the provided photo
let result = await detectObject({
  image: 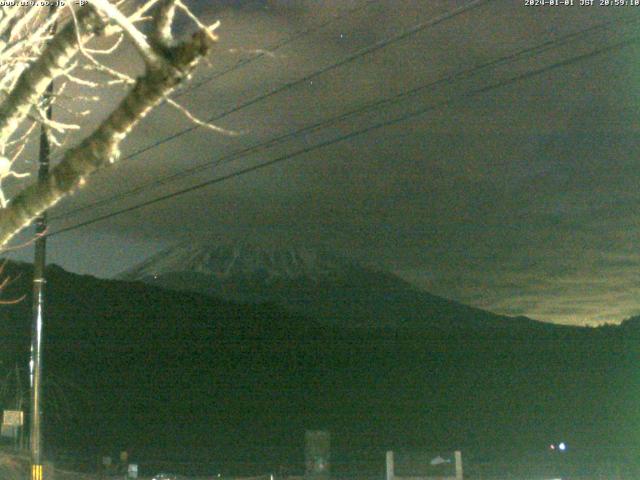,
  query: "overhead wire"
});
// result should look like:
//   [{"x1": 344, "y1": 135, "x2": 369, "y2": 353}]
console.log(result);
[
  {"x1": 51, "y1": 12, "x2": 640, "y2": 222},
  {"x1": 47, "y1": 32, "x2": 640, "y2": 238},
  {"x1": 172, "y1": 0, "x2": 381, "y2": 99},
  {"x1": 48, "y1": 0, "x2": 495, "y2": 221},
  {"x1": 47, "y1": 0, "x2": 492, "y2": 178},
  {"x1": 42, "y1": 0, "x2": 383, "y2": 171}
]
